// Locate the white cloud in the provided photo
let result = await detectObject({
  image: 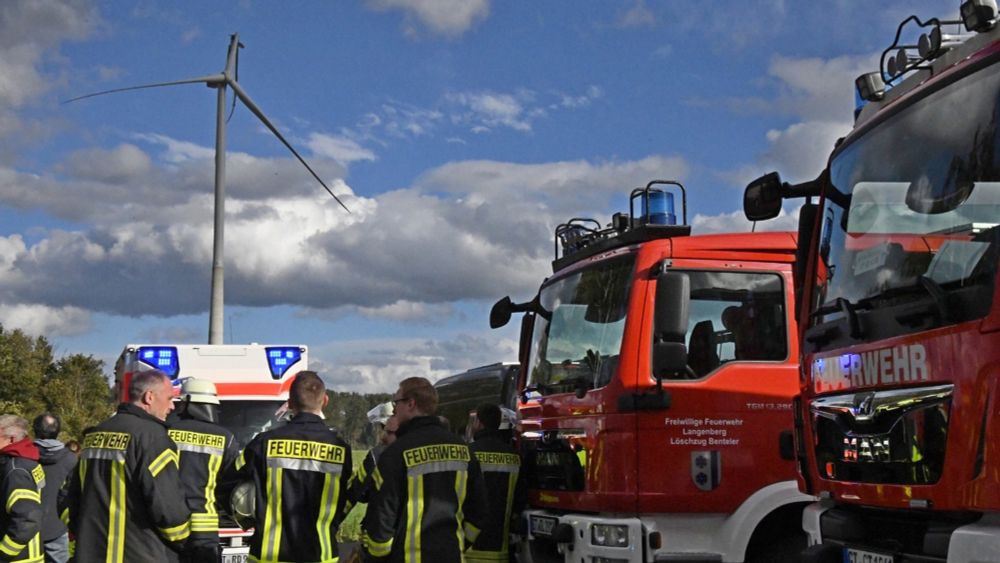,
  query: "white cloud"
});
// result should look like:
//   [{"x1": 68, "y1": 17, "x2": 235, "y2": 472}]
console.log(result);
[
  {"x1": 717, "y1": 53, "x2": 872, "y2": 186},
  {"x1": 313, "y1": 331, "x2": 518, "y2": 393},
  {"x1": 617, "y1": 0, "x2": 657, "y2": 28},
  {"x1": 62, "y1": 143, "x2": 152, "y2": 183},
  {"x1": 0, "y1": 303, "x2": 93, "y2": 337},
  {"x1": 356, "y1": 300, "x2": 454, "y2": 323},
  {"x1": 306, "y1": 133, "x2": 376, "y2": 165},
  {"x1": 447, "y1": 91, "x2": 531, "y2": 132},
  {"x1": 366, "y1": 0, "x2": 490, "y2": 38},
  {"x1": 1, "y1": 146, "x2": 688, "y2": 318}
]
